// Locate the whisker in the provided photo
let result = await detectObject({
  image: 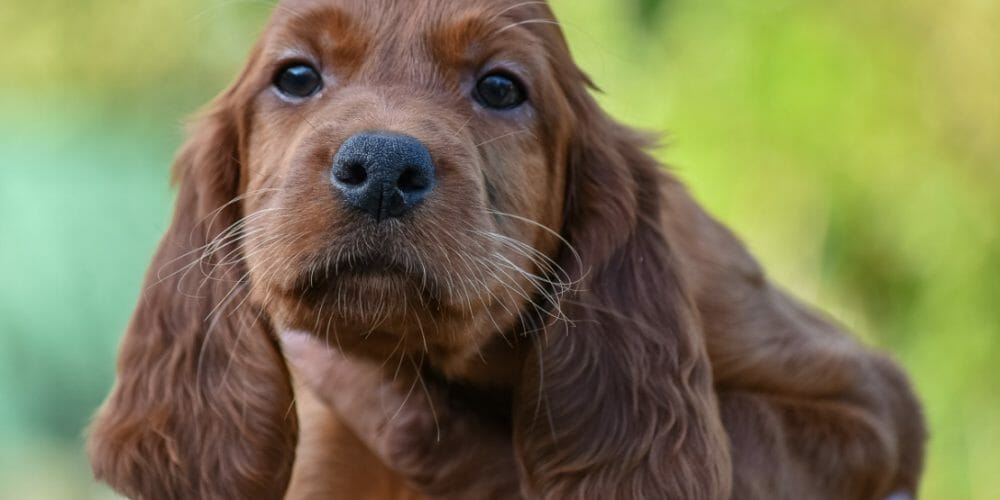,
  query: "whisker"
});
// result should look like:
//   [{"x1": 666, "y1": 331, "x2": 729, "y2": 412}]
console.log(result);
[
  {"x1": 487, "y1": 1, "x2": 550, "y2": 24},
  {"x1": 475, "y1": 129, "x2": 536, "y2": 148},
  {"x1": 497, "y1": 19, "x2": 562, "y2": 35},
  {"x1": 412, "y1": 354, "x2": 441, "y2": 443},
  {"x1": 385, "y1": 354, "x2": 422, "y2": 426},
  {"x1": 486, "y1": 209, "x2": 585, "y2": 280}
]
